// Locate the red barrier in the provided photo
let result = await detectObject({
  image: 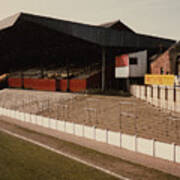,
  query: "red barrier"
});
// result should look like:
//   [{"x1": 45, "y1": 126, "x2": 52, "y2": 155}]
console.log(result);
[
  {"x1": 58, "y1": 79, "x2": 87, "y2": 92},
  {"x1": 8, "y1": 75, "x2": 100, "y2": 92},
  {"x1": 70, "y1": 79, "x2": 86, "y2": 92},
  {"x1": 24, "y1": 78, "x2": 56, "y2": 91},
  {"x1": 24, "y1": 78, "x2": 34, "y2": 89},
  {"x1": 8, "y1": 78, "x2": 22, "y2": 88},
  {"x1": 60, "y1": 80, "x2": 67, "y2": 92}
]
